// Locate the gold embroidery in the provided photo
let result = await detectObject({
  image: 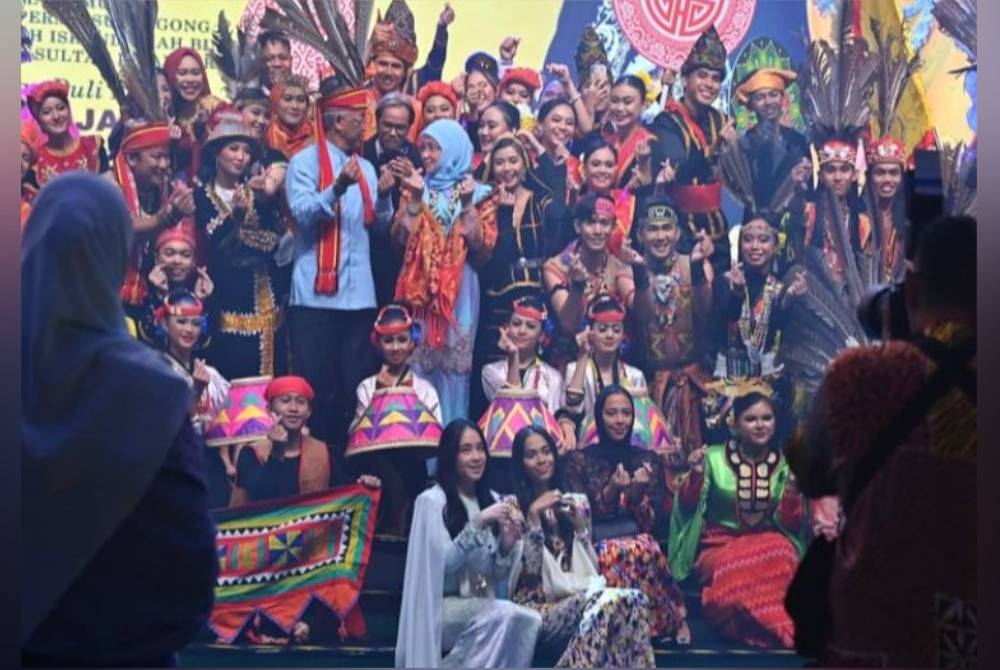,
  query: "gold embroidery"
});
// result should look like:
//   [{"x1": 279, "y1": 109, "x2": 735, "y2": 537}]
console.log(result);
[{"x1": 219, "y1": 270, "x2": 281, "y2": 376}]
